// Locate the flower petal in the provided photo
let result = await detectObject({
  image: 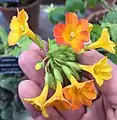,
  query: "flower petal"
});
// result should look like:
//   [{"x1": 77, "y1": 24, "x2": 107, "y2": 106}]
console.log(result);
[
  {"x1": 88, "y1": 23, "x2": 93, "y2": 32},
  {"x1": 10, "y1": 16, "x2": 22, "y2": 32},
  {"x1": 24, "y1": 28, "x2": 36, "y2": 40},
  {"x1": 79, "y1": 31, "x2": 90, "y2": 42},
  {"x1": 8, "y1": 32, "x2": 21, "y2": 46},
  {"x1": 94, "y1": 75, "x2": 104, "y2": 86},
  {"x1": 53, "y1": 23, "x2": 67, "y2": 44},
  {"x1": 17, "y1": 9, "x2": 29, "y2": 24},
  {"x1": 71, "y1": 40, "x2": 84, "y2": 53},
  {"x1": 65, "y1": 12, "x2": 78, "y2": 31},
  {"x1": 83, "y1": 81, "x2": 97, "y2": 99},
  {"x1": 76, "y1": 19, "x2": 89, "y2": 32}
]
